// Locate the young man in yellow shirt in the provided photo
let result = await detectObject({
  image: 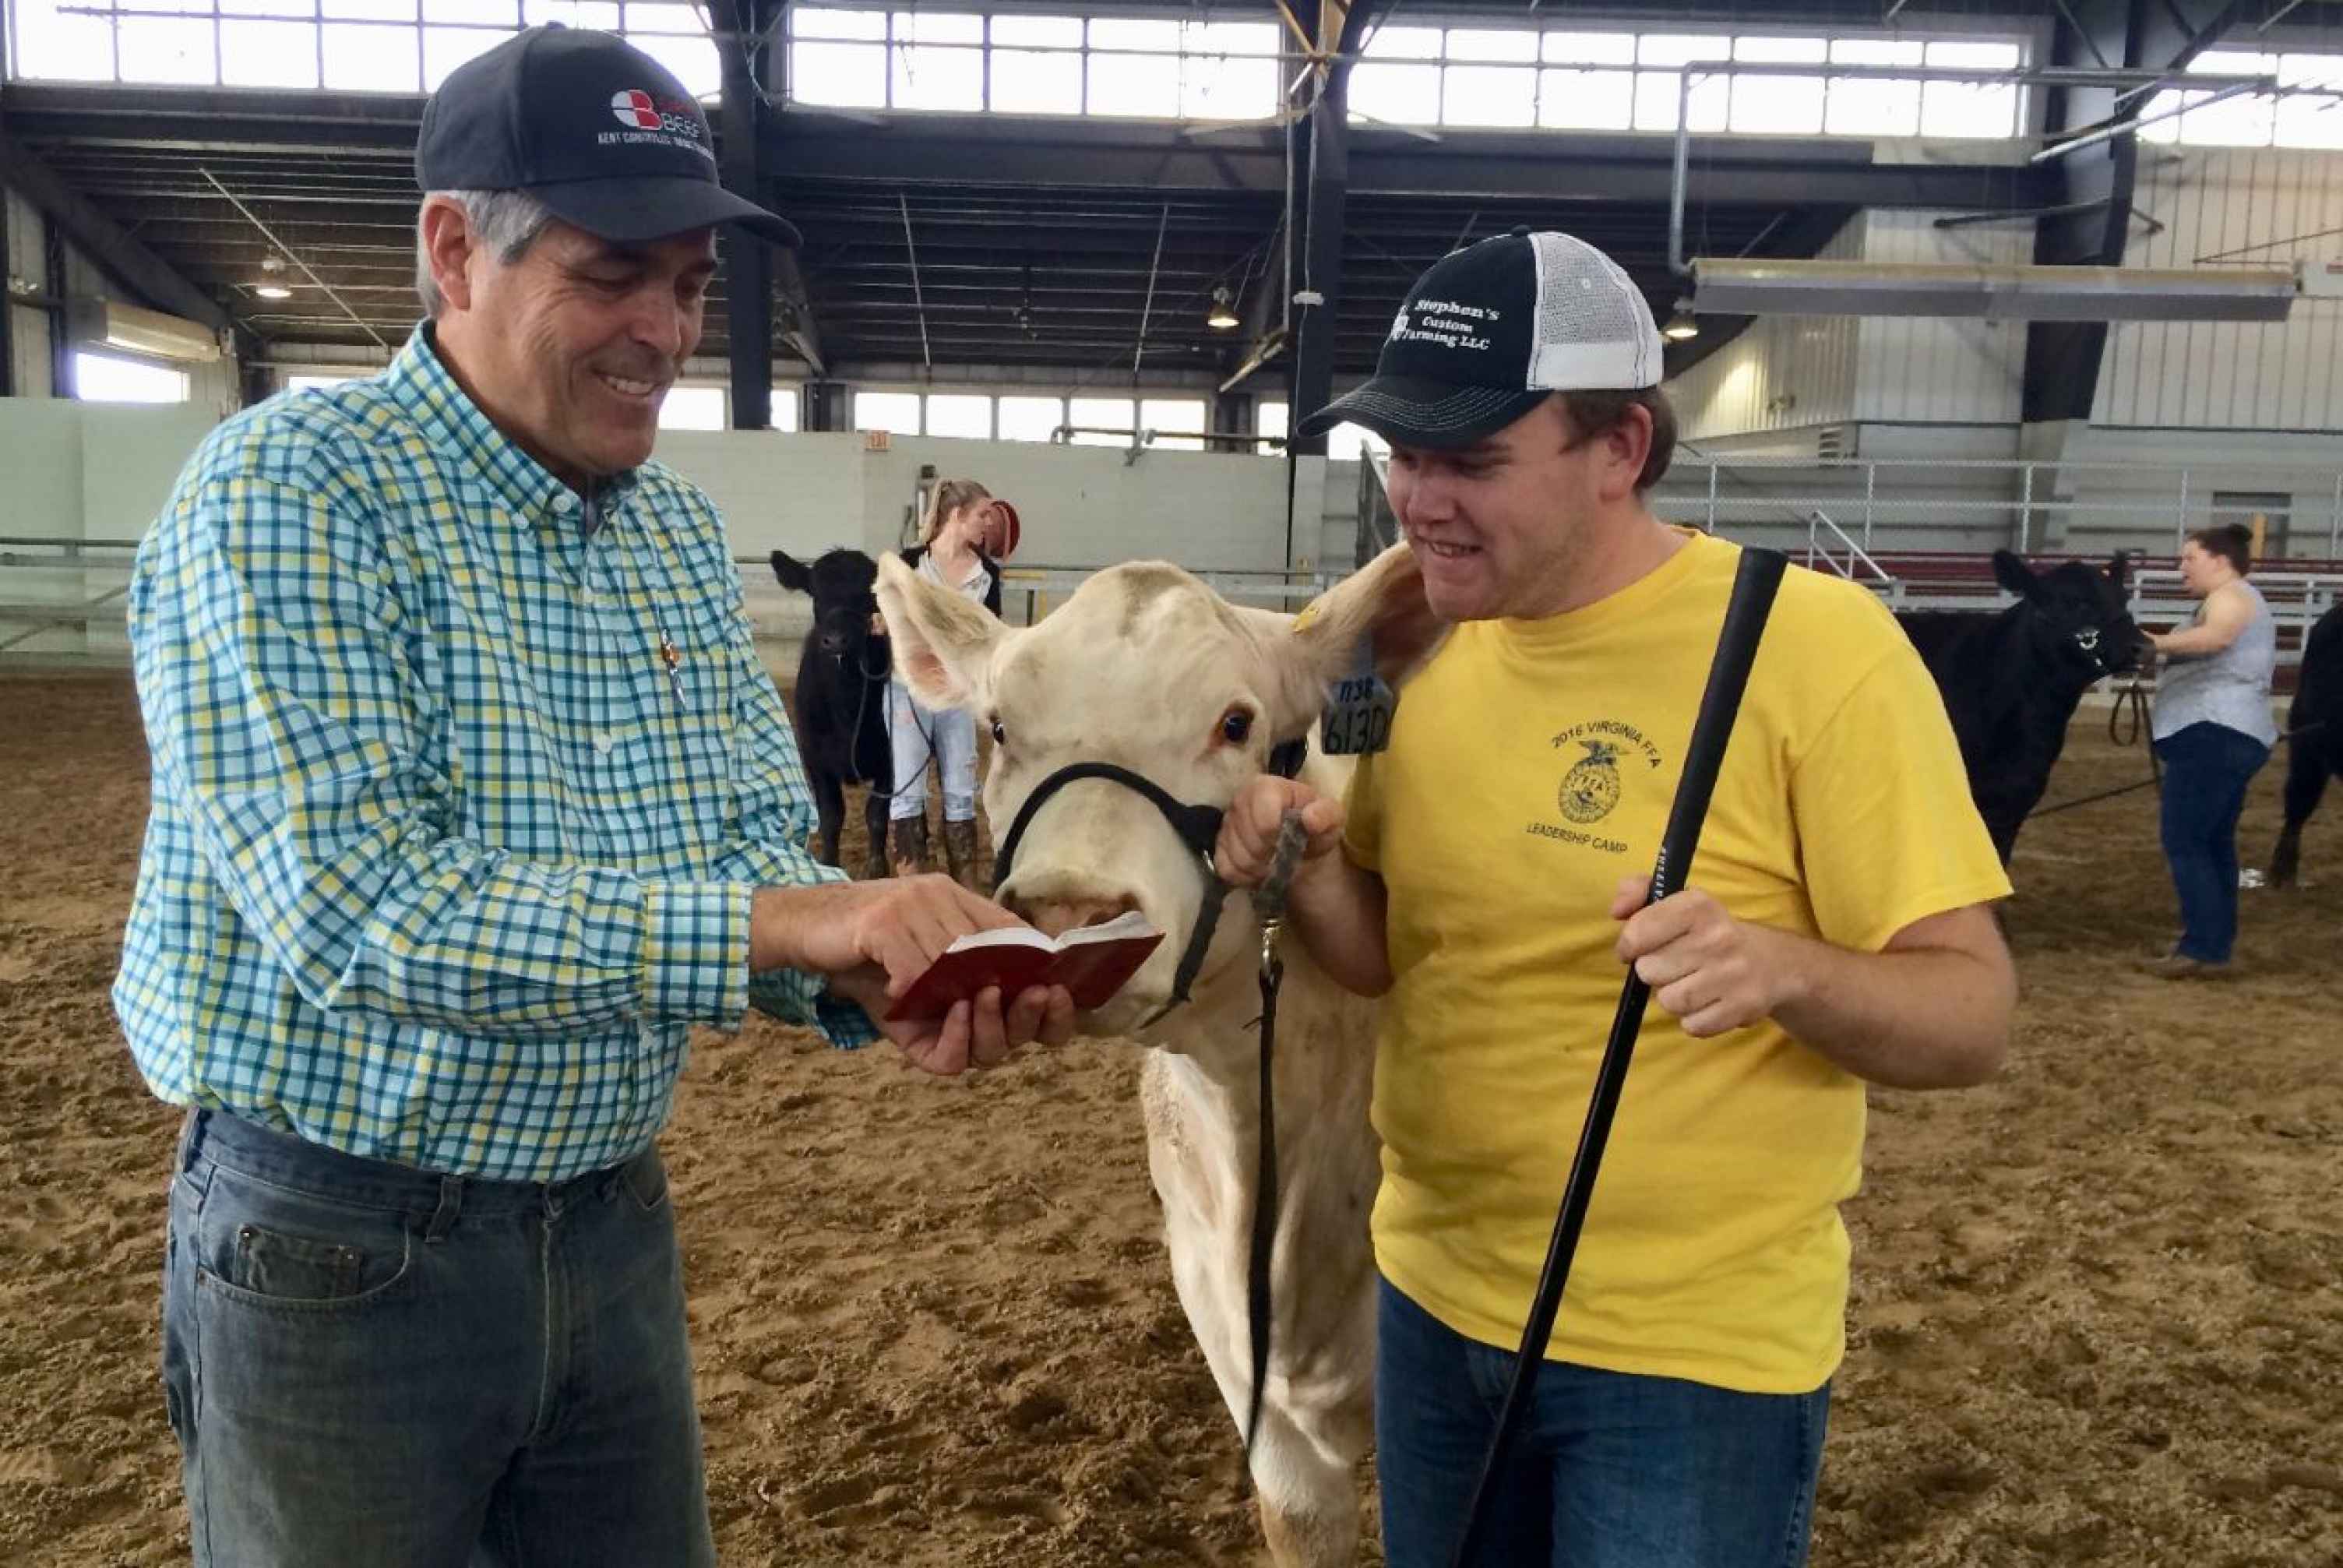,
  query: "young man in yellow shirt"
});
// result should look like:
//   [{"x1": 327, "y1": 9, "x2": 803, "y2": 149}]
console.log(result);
[{"x1": 1217, "y1": 231, "x2": 2016, "y2": 1566}]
